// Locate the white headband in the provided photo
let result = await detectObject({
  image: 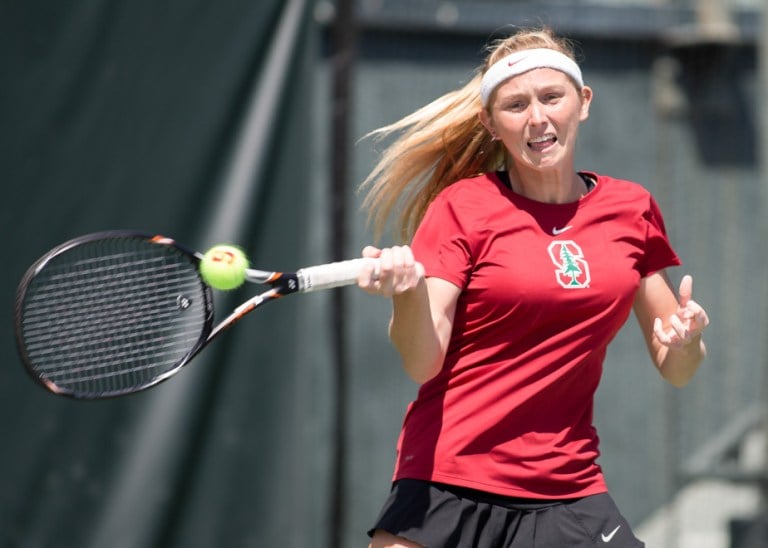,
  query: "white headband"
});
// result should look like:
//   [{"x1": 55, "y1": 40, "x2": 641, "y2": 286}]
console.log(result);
[{"x1": 480, "y1": 48, "x2": 584, "y2": 107}]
